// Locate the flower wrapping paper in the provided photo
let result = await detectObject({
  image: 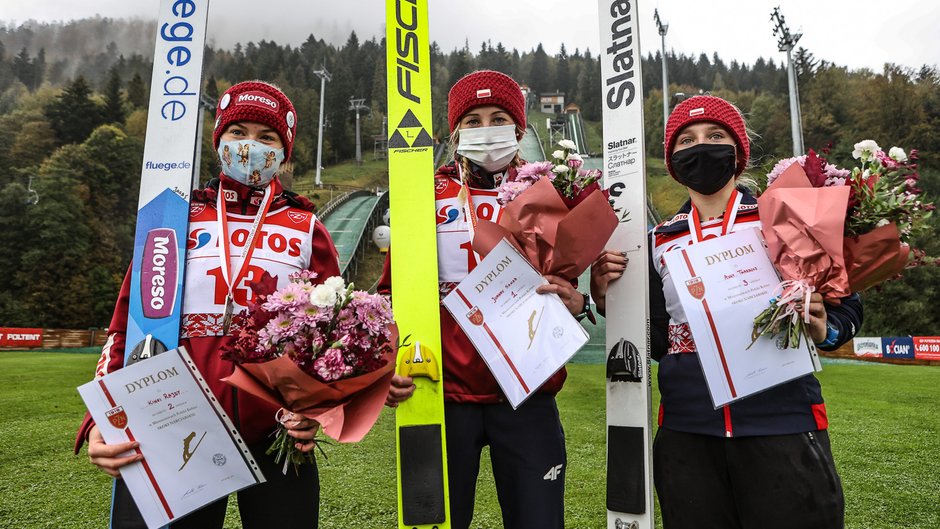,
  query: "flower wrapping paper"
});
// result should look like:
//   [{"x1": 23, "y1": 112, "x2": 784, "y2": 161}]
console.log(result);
[
  {"x1": 472, "y1": 176, "x2": 618, "y2": 281},
  {"x1": 757, "y1": 163, "x2": 851, "y2": 301},
  {"x1": 222, "y1": 350, "x2": 395, "y2": 443},
  {"x1": 843, "y1": 222, "x2": 909, "y2": 292}
]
